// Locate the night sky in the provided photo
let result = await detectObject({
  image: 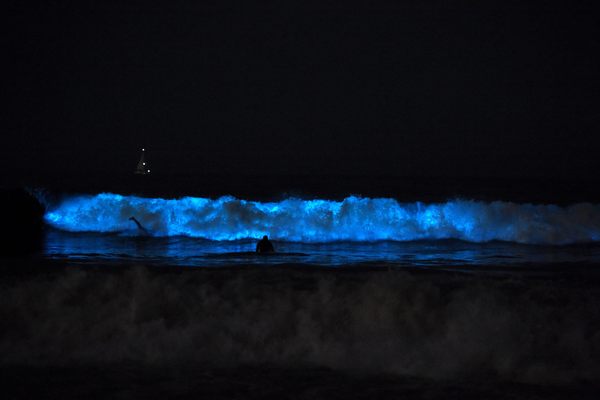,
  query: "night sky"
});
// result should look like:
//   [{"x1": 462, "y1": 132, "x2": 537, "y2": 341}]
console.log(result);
[{"x1": 4, "y1": 0, "x2": 600, "y2": 182}]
